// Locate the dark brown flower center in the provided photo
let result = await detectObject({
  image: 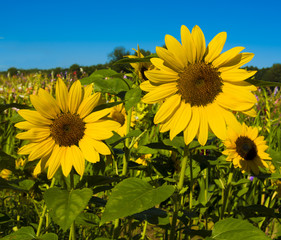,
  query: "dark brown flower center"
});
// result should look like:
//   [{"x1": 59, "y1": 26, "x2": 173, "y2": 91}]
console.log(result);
[
  {"x1": 235, "y1": 136, "x2": 258, "y2": 161},
  {"x1": 177, "y1": 63, "x2": 223, "y2": 106},
  {"x1": 140, "y1": 66, "x2": 148, "y2": 80},
  {"x1": 50, "y1": 113, "x2": 85, "y2": 146},
  {"x1": 111, "y1": 111, "x2": 125, "y2": 126}
]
